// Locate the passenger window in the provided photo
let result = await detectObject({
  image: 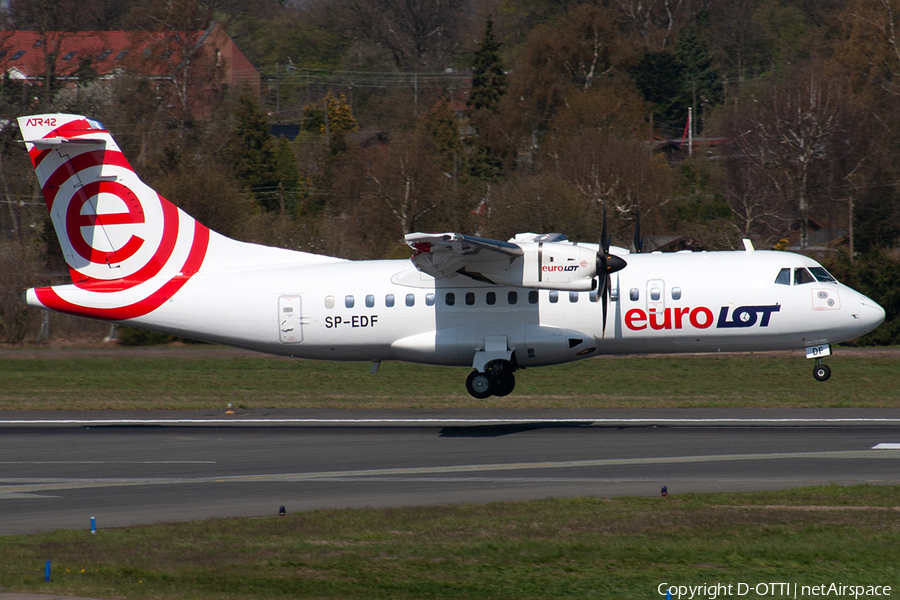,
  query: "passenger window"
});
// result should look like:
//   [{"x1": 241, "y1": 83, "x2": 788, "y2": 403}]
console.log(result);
[
  {"x1": 671, "y1": 287, "x2": 682, "y2": 301},
  {"x1": 569, "y1": 291, "x2": 579, "y2": 303},
  {"x1": 529, "y1": 290, "x2": 539, "y2": 304},
  {"x1": 466, "y1": 292, "x2": 475, "y2": 306},
  {"x1": 486, "y1": 291, "x2": 496, "y2": 305},
  {"x1": 385, "y1": 294, "x2": 395, "y2": 308},
  {"x1": 630, "y1": 288, "x2": 639, "y2": 301},
  {"x1": 508, "y1": 291, "x2": 518, "y2": 305},
  {"x1": 445, "y1": 292, "x2": 455, "y2": 306},
  {"x1": 345, "y1": 295, "x2": 355, "y2": 308},
  {"x1": 365, "y1": 294, "x2": 375, "y2": 308},
  {"x1": 425, "y1": 293, "x2": 435, "y2": 306},
  {"x1": 775, "y1": 268, "x2": 790, "y2": 286},
  {"x1": 549, "y1": 290, "x2": 558, "y2": 303},
  {"x1": 794, "y1": 268, "x2": 815, "y2": 285},
  {"x1": 809, "y1": 267, "x2": 837, "y2": 283},
  {"x1": 406, "y1": 293, "x2": 415, "y2": 307},
  {"x1": 650, "y1": 288, "x2": 661, "y2": 301},
  {"x1": 325, "y1": 295, "x2": 335, "y2": 309}
]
